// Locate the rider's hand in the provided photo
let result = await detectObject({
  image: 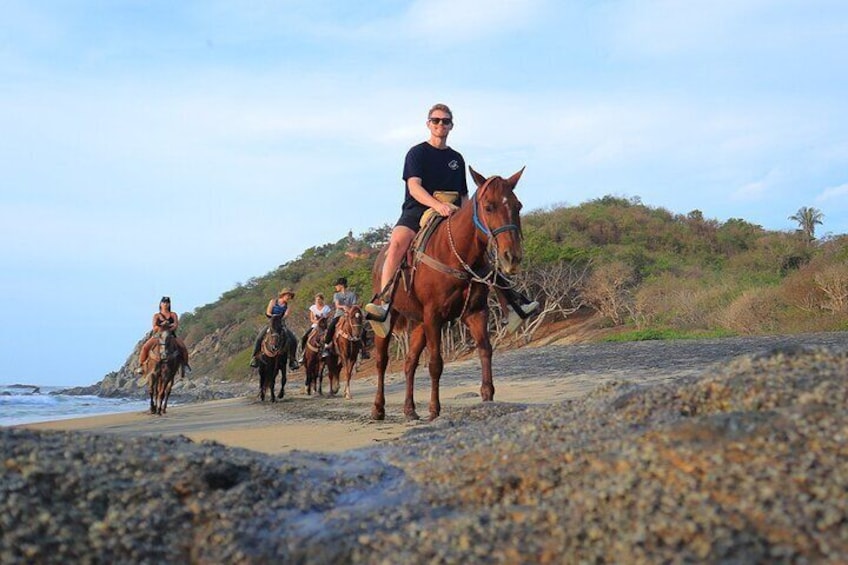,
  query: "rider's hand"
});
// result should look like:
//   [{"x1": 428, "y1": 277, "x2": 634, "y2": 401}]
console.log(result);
[{"x1": 436, "y1": 202, "x2": 459, "y2": 217}]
